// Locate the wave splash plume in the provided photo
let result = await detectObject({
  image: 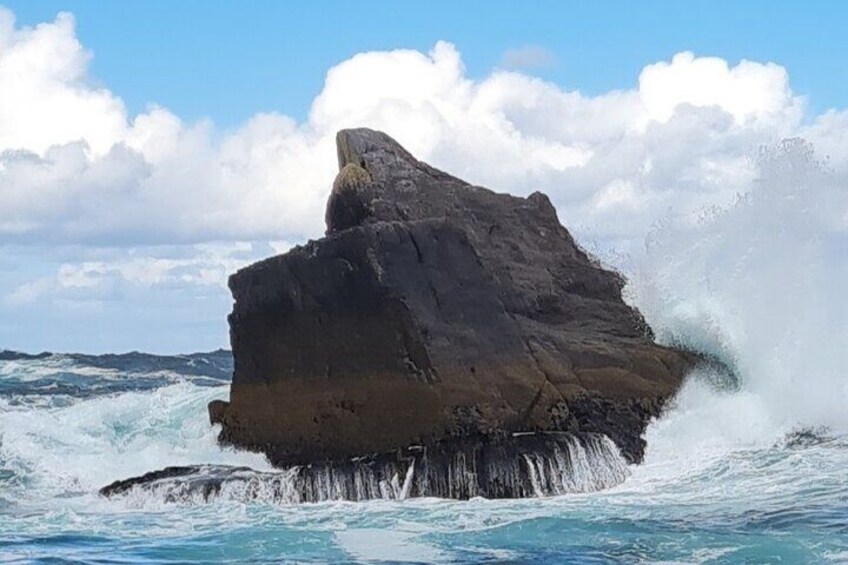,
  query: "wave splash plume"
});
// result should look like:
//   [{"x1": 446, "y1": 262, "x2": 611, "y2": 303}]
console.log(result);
[{"x1": 632, "y1": 139, "x2": 848, "y2": 471}]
